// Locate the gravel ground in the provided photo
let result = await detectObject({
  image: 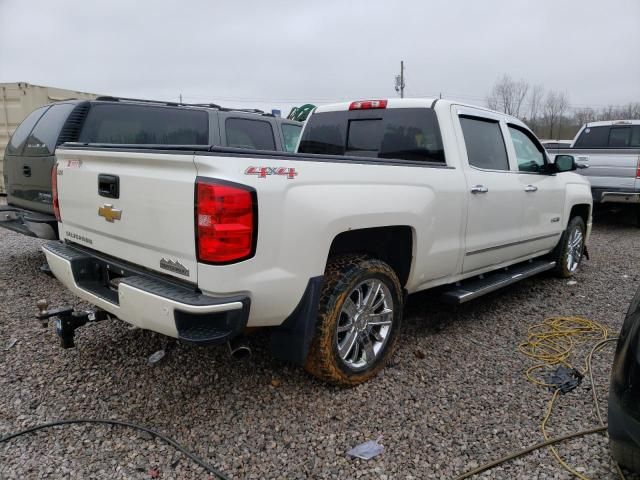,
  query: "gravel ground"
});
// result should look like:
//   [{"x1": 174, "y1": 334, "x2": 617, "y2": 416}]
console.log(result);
[{"x1": 1, "y1": 207, "x2": 640, "y2": 479}]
